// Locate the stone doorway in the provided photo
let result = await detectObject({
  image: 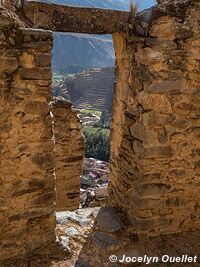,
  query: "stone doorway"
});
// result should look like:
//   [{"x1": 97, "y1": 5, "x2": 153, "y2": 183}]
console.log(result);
[
  {"x1": 1, "y1": 0, "x2": 200, "y2": 265},
  {"x1": 51, "y1": 32, "x2": 116, "y2": 211}
]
